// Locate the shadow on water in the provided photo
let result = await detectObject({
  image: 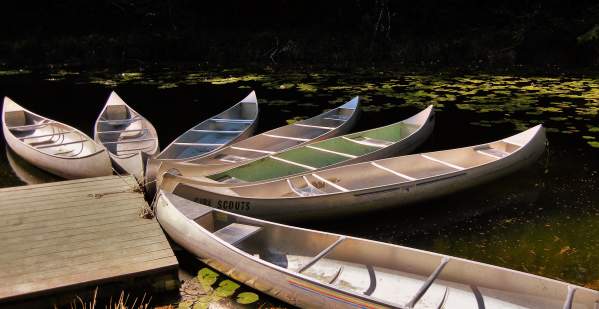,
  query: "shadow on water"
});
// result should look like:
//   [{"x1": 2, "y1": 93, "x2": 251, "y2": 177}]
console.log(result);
[{"x1": 0, "y1": 68, "x2": 597, "y2": 306}]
